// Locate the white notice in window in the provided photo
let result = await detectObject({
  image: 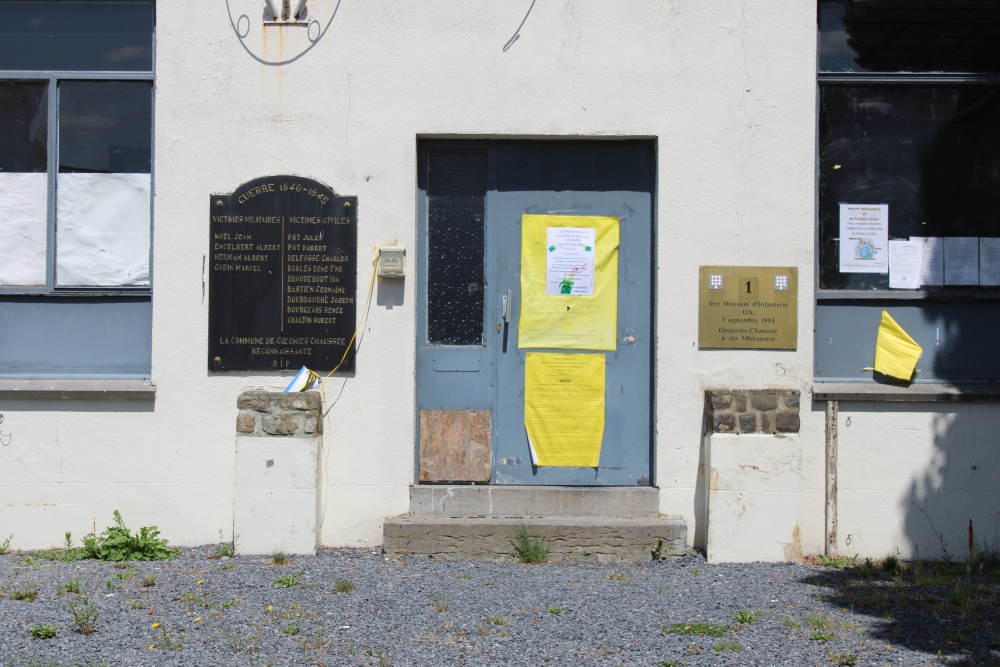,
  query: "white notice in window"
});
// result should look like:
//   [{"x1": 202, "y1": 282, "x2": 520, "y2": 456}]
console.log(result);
[
  {"x1": 979, "y1": 238, "x2": 1000, "y2": 287},
  {"x1": 888, "y1": 240, "x2": 922, "y2": 289},
  {"x1": 56, "y1": 172, "x2": 151, "y2": 287},
  {"x1": 839, "y1": 203, "x2": 888, "y2": 273},
  {"x1": 944, "y1": 237, "x2": 979, "y2": 286},
  {"x1": 0, "y1": 172, "x2": 48, "y2": 286},
  {"x1": 910, "y1": 237, "x2": 944, "y2": 286},
  {"x1": 545, "y1": 227, "x2": 596, "y2": 296}
]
